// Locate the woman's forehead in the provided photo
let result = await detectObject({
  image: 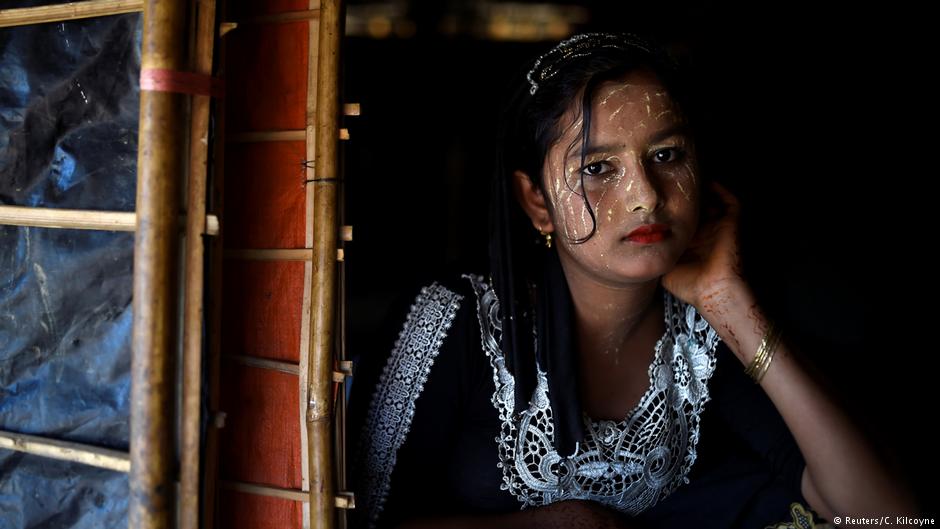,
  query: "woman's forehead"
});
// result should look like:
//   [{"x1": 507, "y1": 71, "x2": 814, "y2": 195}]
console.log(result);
[{"x1": 553, "y1": 73, "x2": 684, "y2": 152}]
